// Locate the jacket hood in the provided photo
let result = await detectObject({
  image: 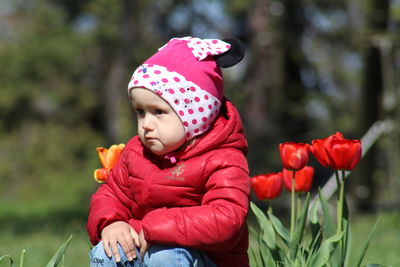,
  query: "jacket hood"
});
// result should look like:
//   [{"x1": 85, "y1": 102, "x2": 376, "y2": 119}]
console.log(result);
[{"x1": 179, "y1": 98, "x2": 248, "y2": 160}]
